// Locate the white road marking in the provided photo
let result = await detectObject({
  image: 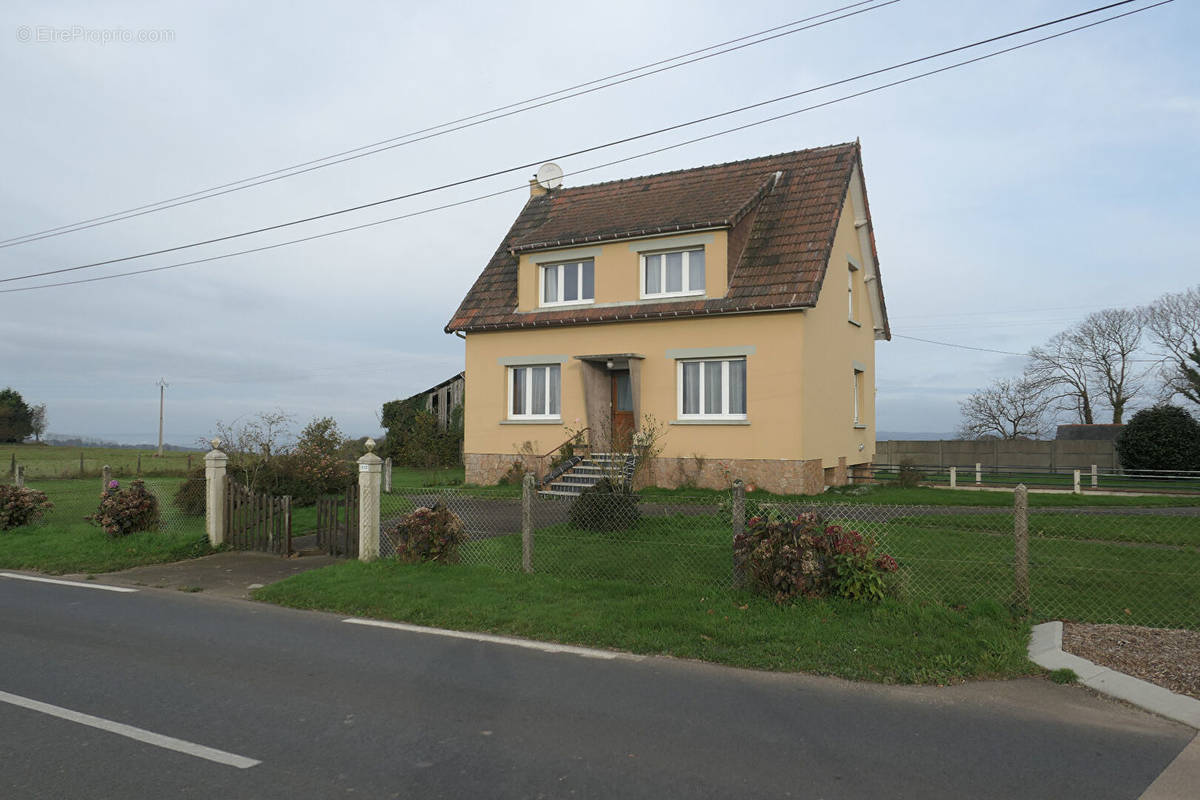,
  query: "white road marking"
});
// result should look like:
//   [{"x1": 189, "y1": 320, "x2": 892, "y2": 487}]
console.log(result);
[
  {"x1": 0, "y1": 690, "x2": 261, "y2": 769},
  {"x1": 343, "y1": 618, "x2": 642, "y2": 661},
  {"x1": 0, "y1": 573, "x2": 138, "y2": 593}
]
